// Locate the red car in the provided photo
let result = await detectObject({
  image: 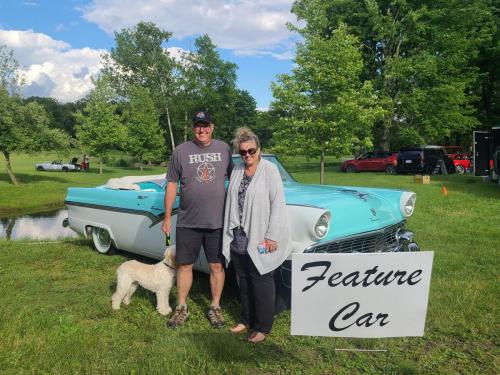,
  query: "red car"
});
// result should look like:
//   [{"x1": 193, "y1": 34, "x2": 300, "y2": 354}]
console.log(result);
[
  {"x1": 443, "y1": 146, "x2": 472, "y2": 174},
  {"x1": 341, "y1": 151, "x2": 398, "y2": 174}
]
